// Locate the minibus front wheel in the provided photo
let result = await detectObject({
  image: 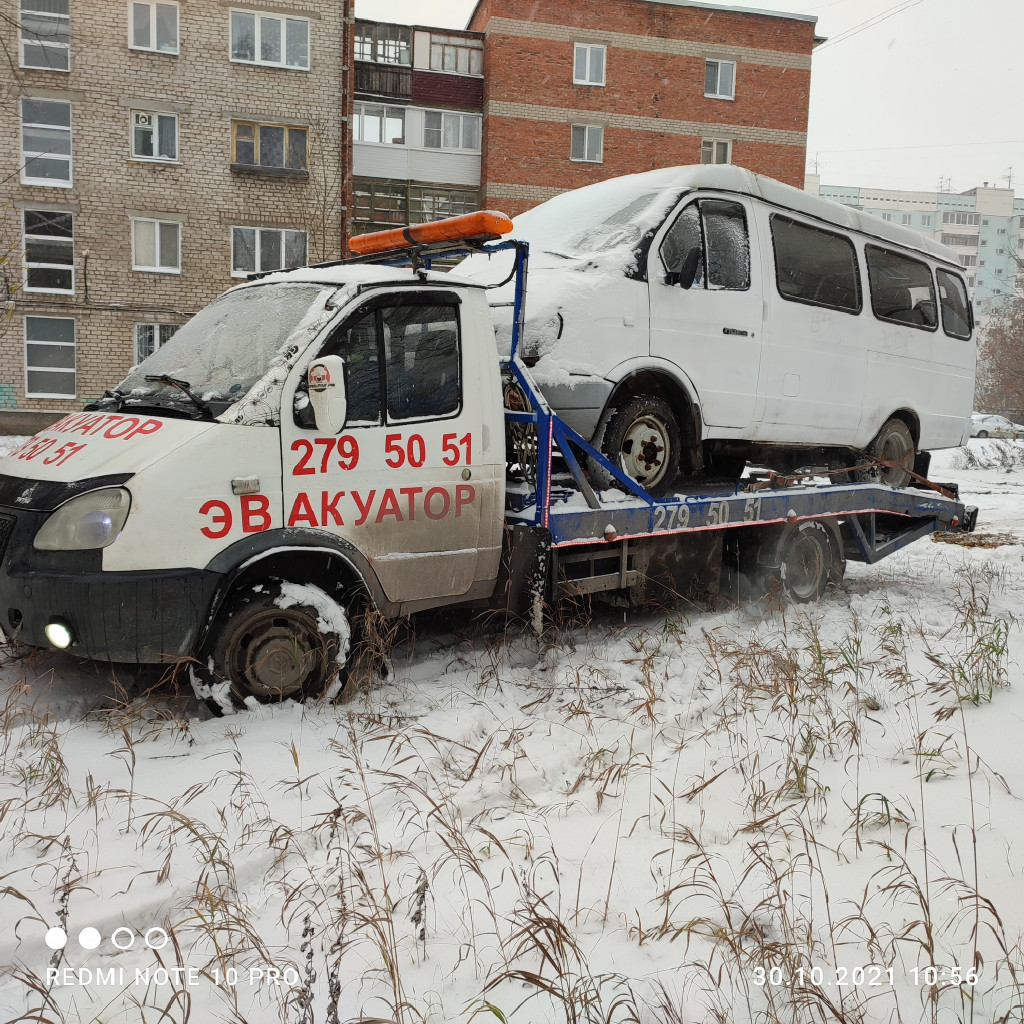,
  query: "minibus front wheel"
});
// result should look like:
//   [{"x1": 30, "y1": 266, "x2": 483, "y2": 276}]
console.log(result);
[{"x1": 191, "y1": 579, "x2": 351, "y2": 714}]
